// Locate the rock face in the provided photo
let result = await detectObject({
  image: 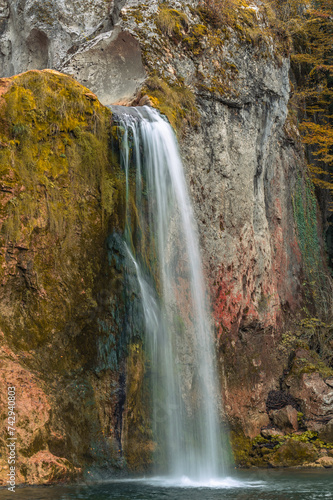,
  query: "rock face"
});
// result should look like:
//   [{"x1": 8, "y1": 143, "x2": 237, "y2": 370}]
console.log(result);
[
  {"x1": 61, "y1": 27, "x2": 146, "y2": 105},
  {"x1": 283, "y1": 349, "x2": 333, "y2": 430},
  {"x1": 0, "y1": 0, "x2": 333, "y2": 480},
  {"x1": 270, "y1": 406, "x2": 299, "y2": 434},
  {"x1": 0, "y1": 0, "x2": 146, "y2": 104},
  {"x1": 0, "y1": 70, "x2": 143, "y2": 484},
  {"x1": 269, "y1": 440, "x2": 319, "y2": 468},
  {"x1": 0, "y1": 0, "x2": 117, "y2": 74},
  {"x1": 0, "y1": 340, "x2": 78, "y2": 484}
]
